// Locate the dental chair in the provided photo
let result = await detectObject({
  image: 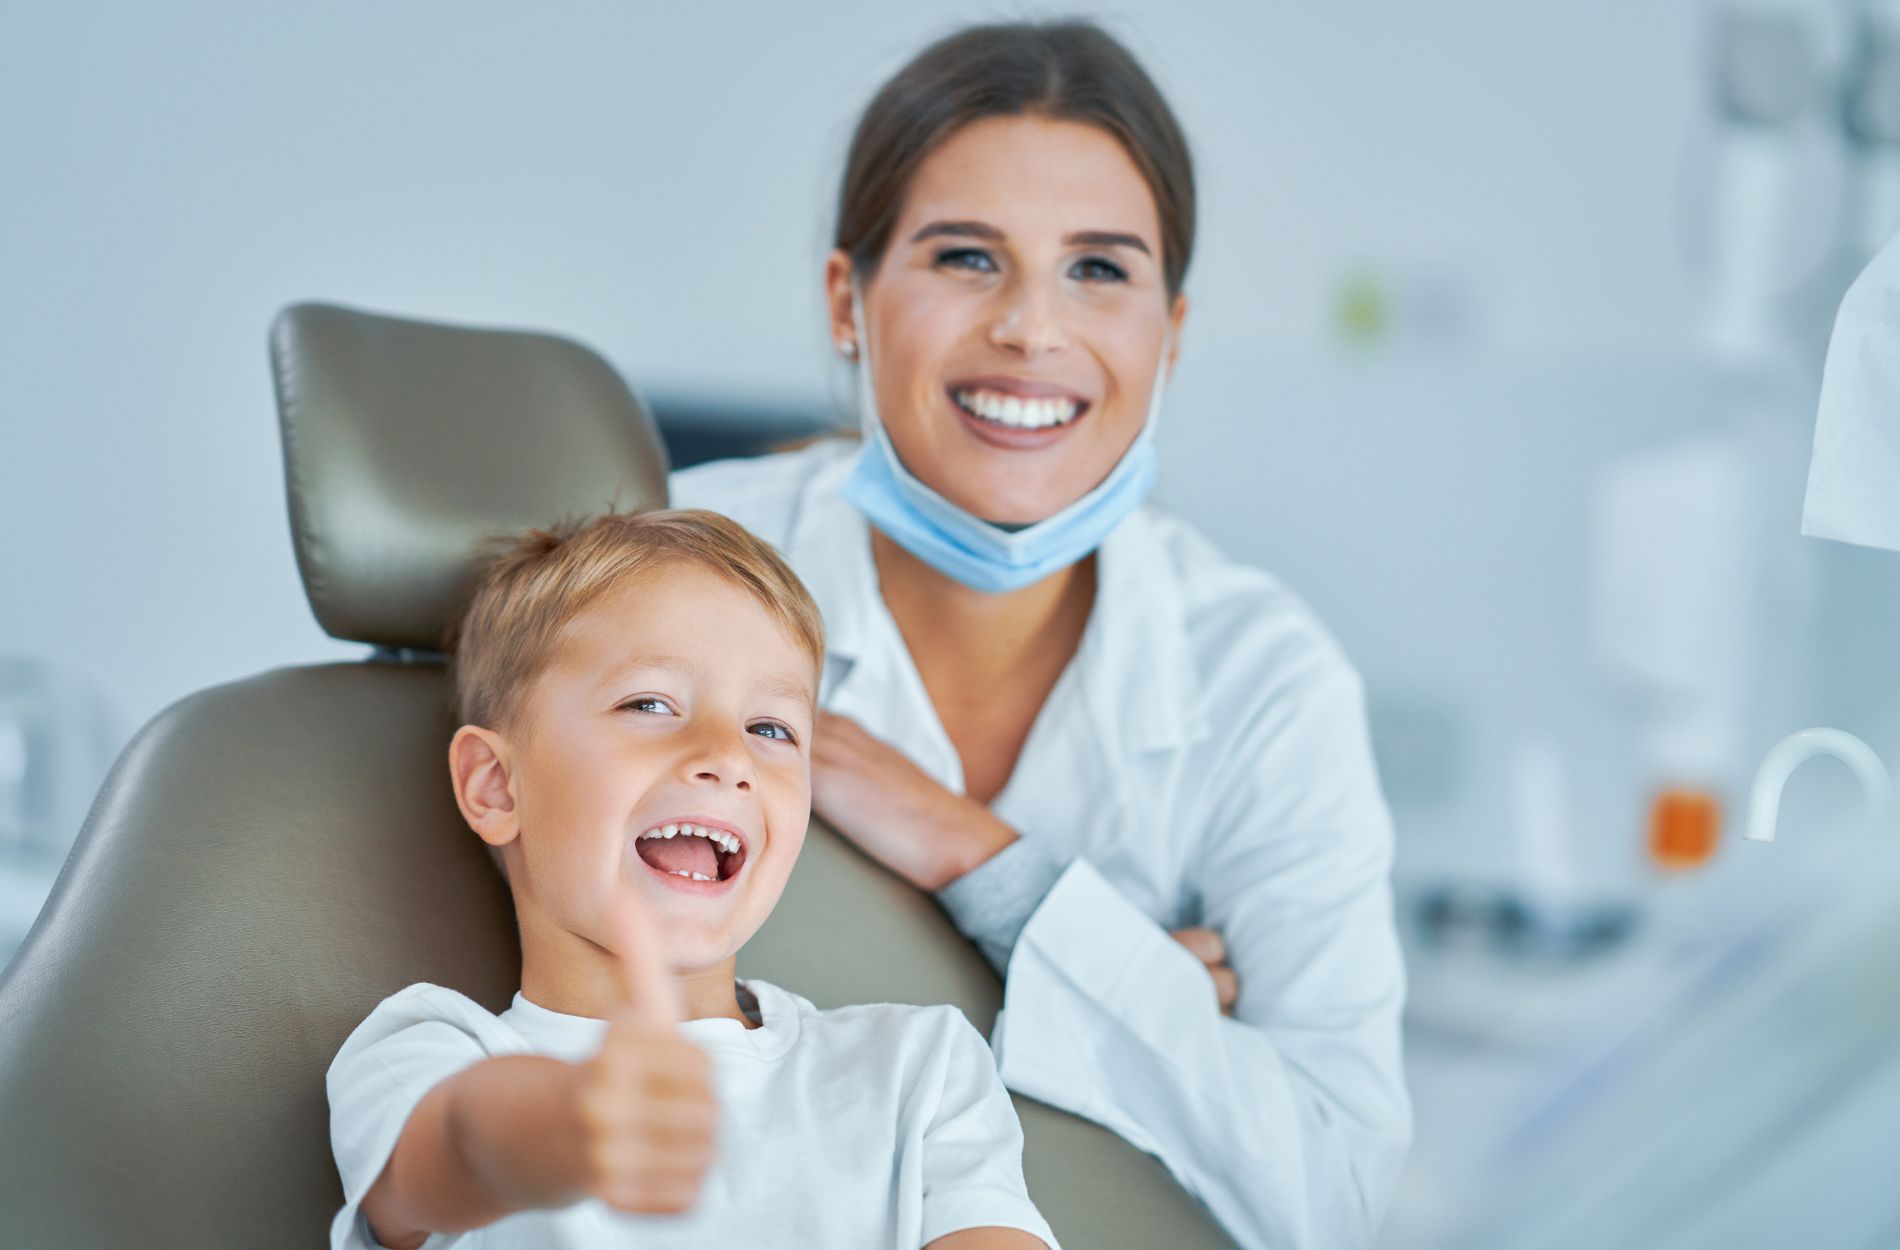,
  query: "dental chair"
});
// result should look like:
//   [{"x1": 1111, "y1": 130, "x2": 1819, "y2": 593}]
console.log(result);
[{"x1": 0, "y1": 303, "x2": 1235, "y2": 1248}]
